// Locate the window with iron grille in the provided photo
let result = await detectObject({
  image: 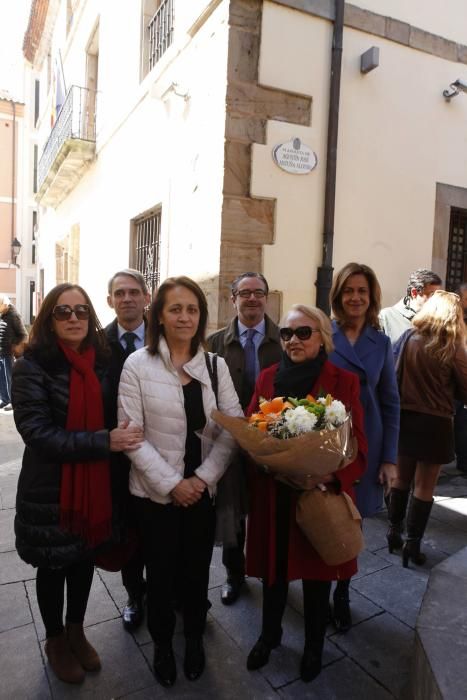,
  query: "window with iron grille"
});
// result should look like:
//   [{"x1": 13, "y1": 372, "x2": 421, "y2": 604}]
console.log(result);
[
  {"x1": 446, "y1": 208, "x2": 467, "y2": 291},
  {"x1": 130, "y1": 208, "x2": 162, "y2": 298},
  {"x1": 141, "y1": 0, "x2": 174, "y2": 80}
]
